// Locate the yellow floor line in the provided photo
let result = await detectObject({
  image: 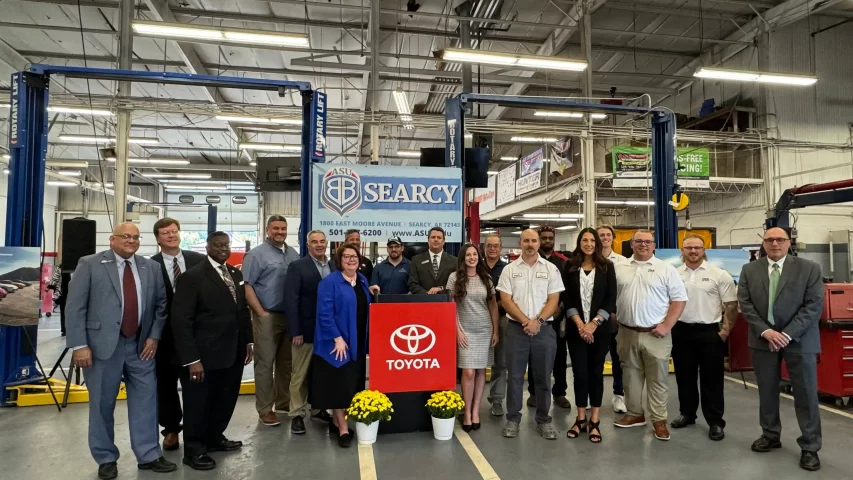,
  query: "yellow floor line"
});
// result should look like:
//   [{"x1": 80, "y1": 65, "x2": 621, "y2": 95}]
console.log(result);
[
  {"x1": 724, "y1": 375, "x2": 853, "y2": 420},
  {"x1": 455, "y1": 425, "x2": 501, "y2": 480},
  {"x1": 358, "y1": 442, "x2": 378, "y2": 480}
]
